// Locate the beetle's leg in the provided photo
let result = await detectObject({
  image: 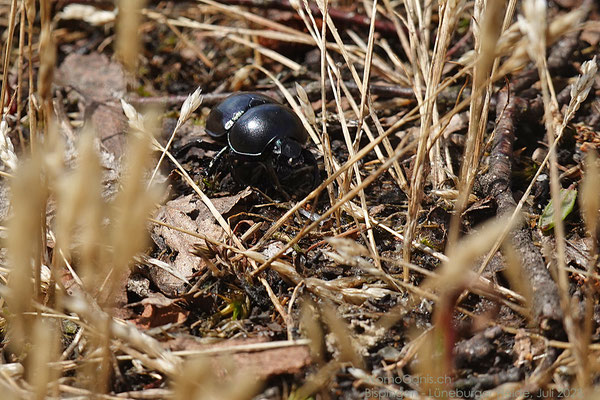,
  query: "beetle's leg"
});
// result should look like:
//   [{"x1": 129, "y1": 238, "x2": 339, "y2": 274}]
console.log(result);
[
  {"x1": 264, "y1": 161, "x2": 291, "y2": 201},
  {"x1": 174, "y1": 139, "x2": 224, "y2": 159},
  {"x1": 301, "y1": 148, "x2": 321, "y2": 188},
  {"x1": 206, "y1": 146, "x2": 229, "y2": 176}
]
